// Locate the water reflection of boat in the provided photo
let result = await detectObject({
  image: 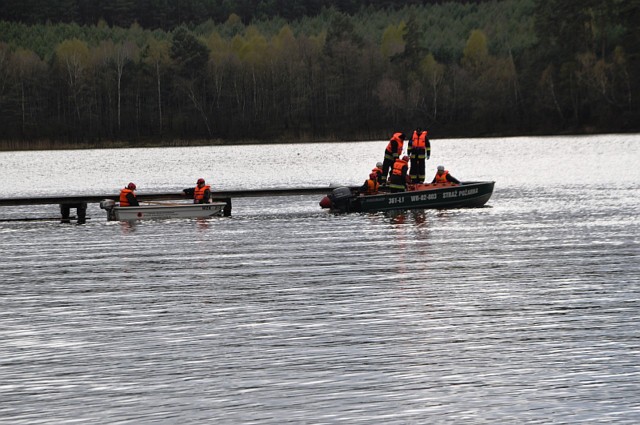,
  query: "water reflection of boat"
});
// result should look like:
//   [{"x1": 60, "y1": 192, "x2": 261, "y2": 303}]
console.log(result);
[
  {"x1": 99, "y1": 199, "x2": 228, "y2": 221},
  {"x1": 320, "y1": 181, "x2": 495, "y2": 213}
]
